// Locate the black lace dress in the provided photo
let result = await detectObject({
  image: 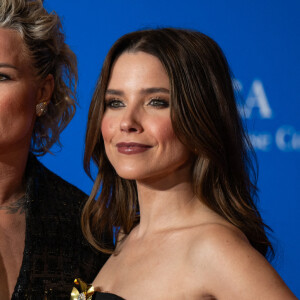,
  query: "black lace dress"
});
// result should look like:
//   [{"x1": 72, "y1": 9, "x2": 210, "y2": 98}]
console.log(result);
[{"x1": 11, "y1": 153, "x2": 109, "y2": 299}]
